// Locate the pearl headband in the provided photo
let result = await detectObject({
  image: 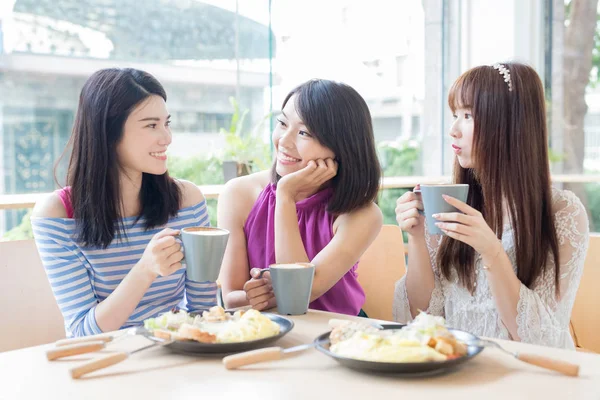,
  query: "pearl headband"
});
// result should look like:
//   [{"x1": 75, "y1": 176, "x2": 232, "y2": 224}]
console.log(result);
[{"x1": 492, "y1": 63, "x2": 513, "y2": 92}]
